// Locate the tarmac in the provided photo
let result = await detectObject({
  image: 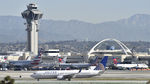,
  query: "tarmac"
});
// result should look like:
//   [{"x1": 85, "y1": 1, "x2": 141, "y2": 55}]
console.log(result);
[
  {"x1": 0, "y1": 70, "x2": 149, "y2": 84},
  {"x1": 100, "y1": 70, "x2": 150, "y2": 79}
]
